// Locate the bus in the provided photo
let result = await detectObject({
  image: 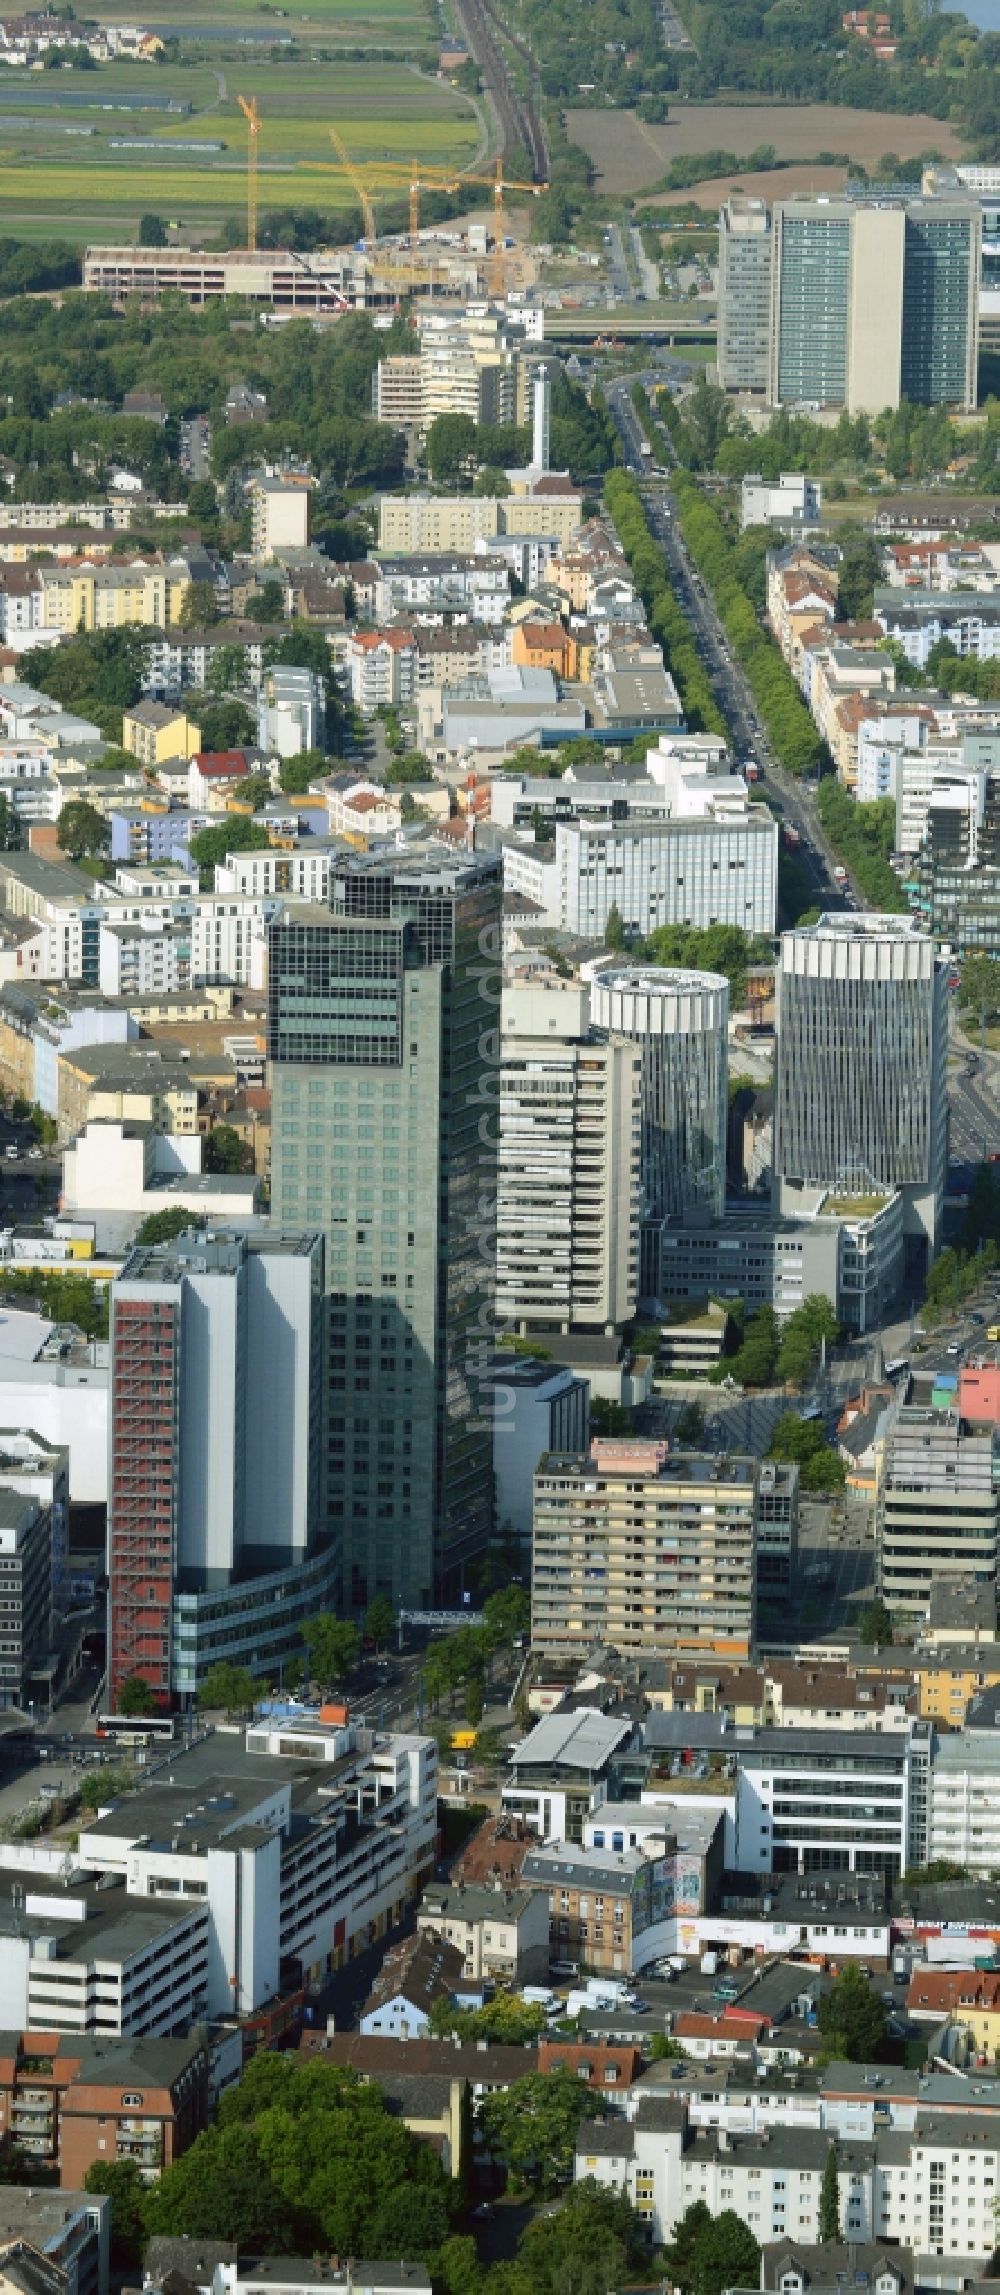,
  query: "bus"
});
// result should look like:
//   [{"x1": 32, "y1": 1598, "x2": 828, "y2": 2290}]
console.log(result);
[{"x1": 96, "y1": 1712, "x2": 176, "y2": 1747}]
